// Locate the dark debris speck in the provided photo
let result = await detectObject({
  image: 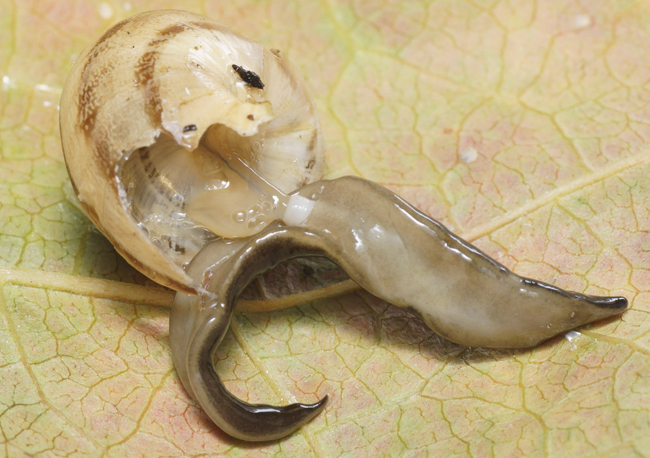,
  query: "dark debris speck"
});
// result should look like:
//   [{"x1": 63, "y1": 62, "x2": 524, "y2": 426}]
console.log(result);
[{"x1": 232, "y1": 64, "x2": 264, "y2": 89}]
